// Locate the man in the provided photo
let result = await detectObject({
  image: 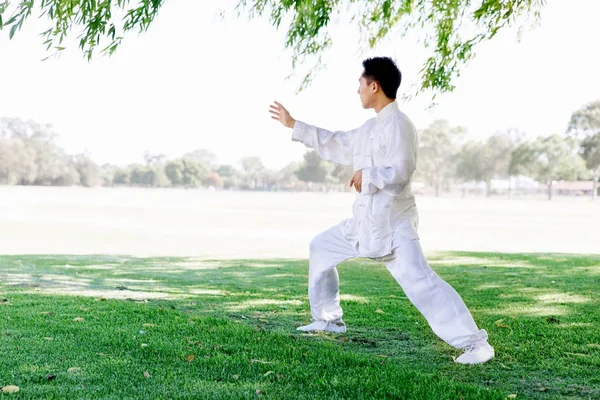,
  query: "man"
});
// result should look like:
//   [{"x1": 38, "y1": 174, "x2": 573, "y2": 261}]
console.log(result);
[{"x1": 268, "y1": 57, "x2": 494, "y2": 365}]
